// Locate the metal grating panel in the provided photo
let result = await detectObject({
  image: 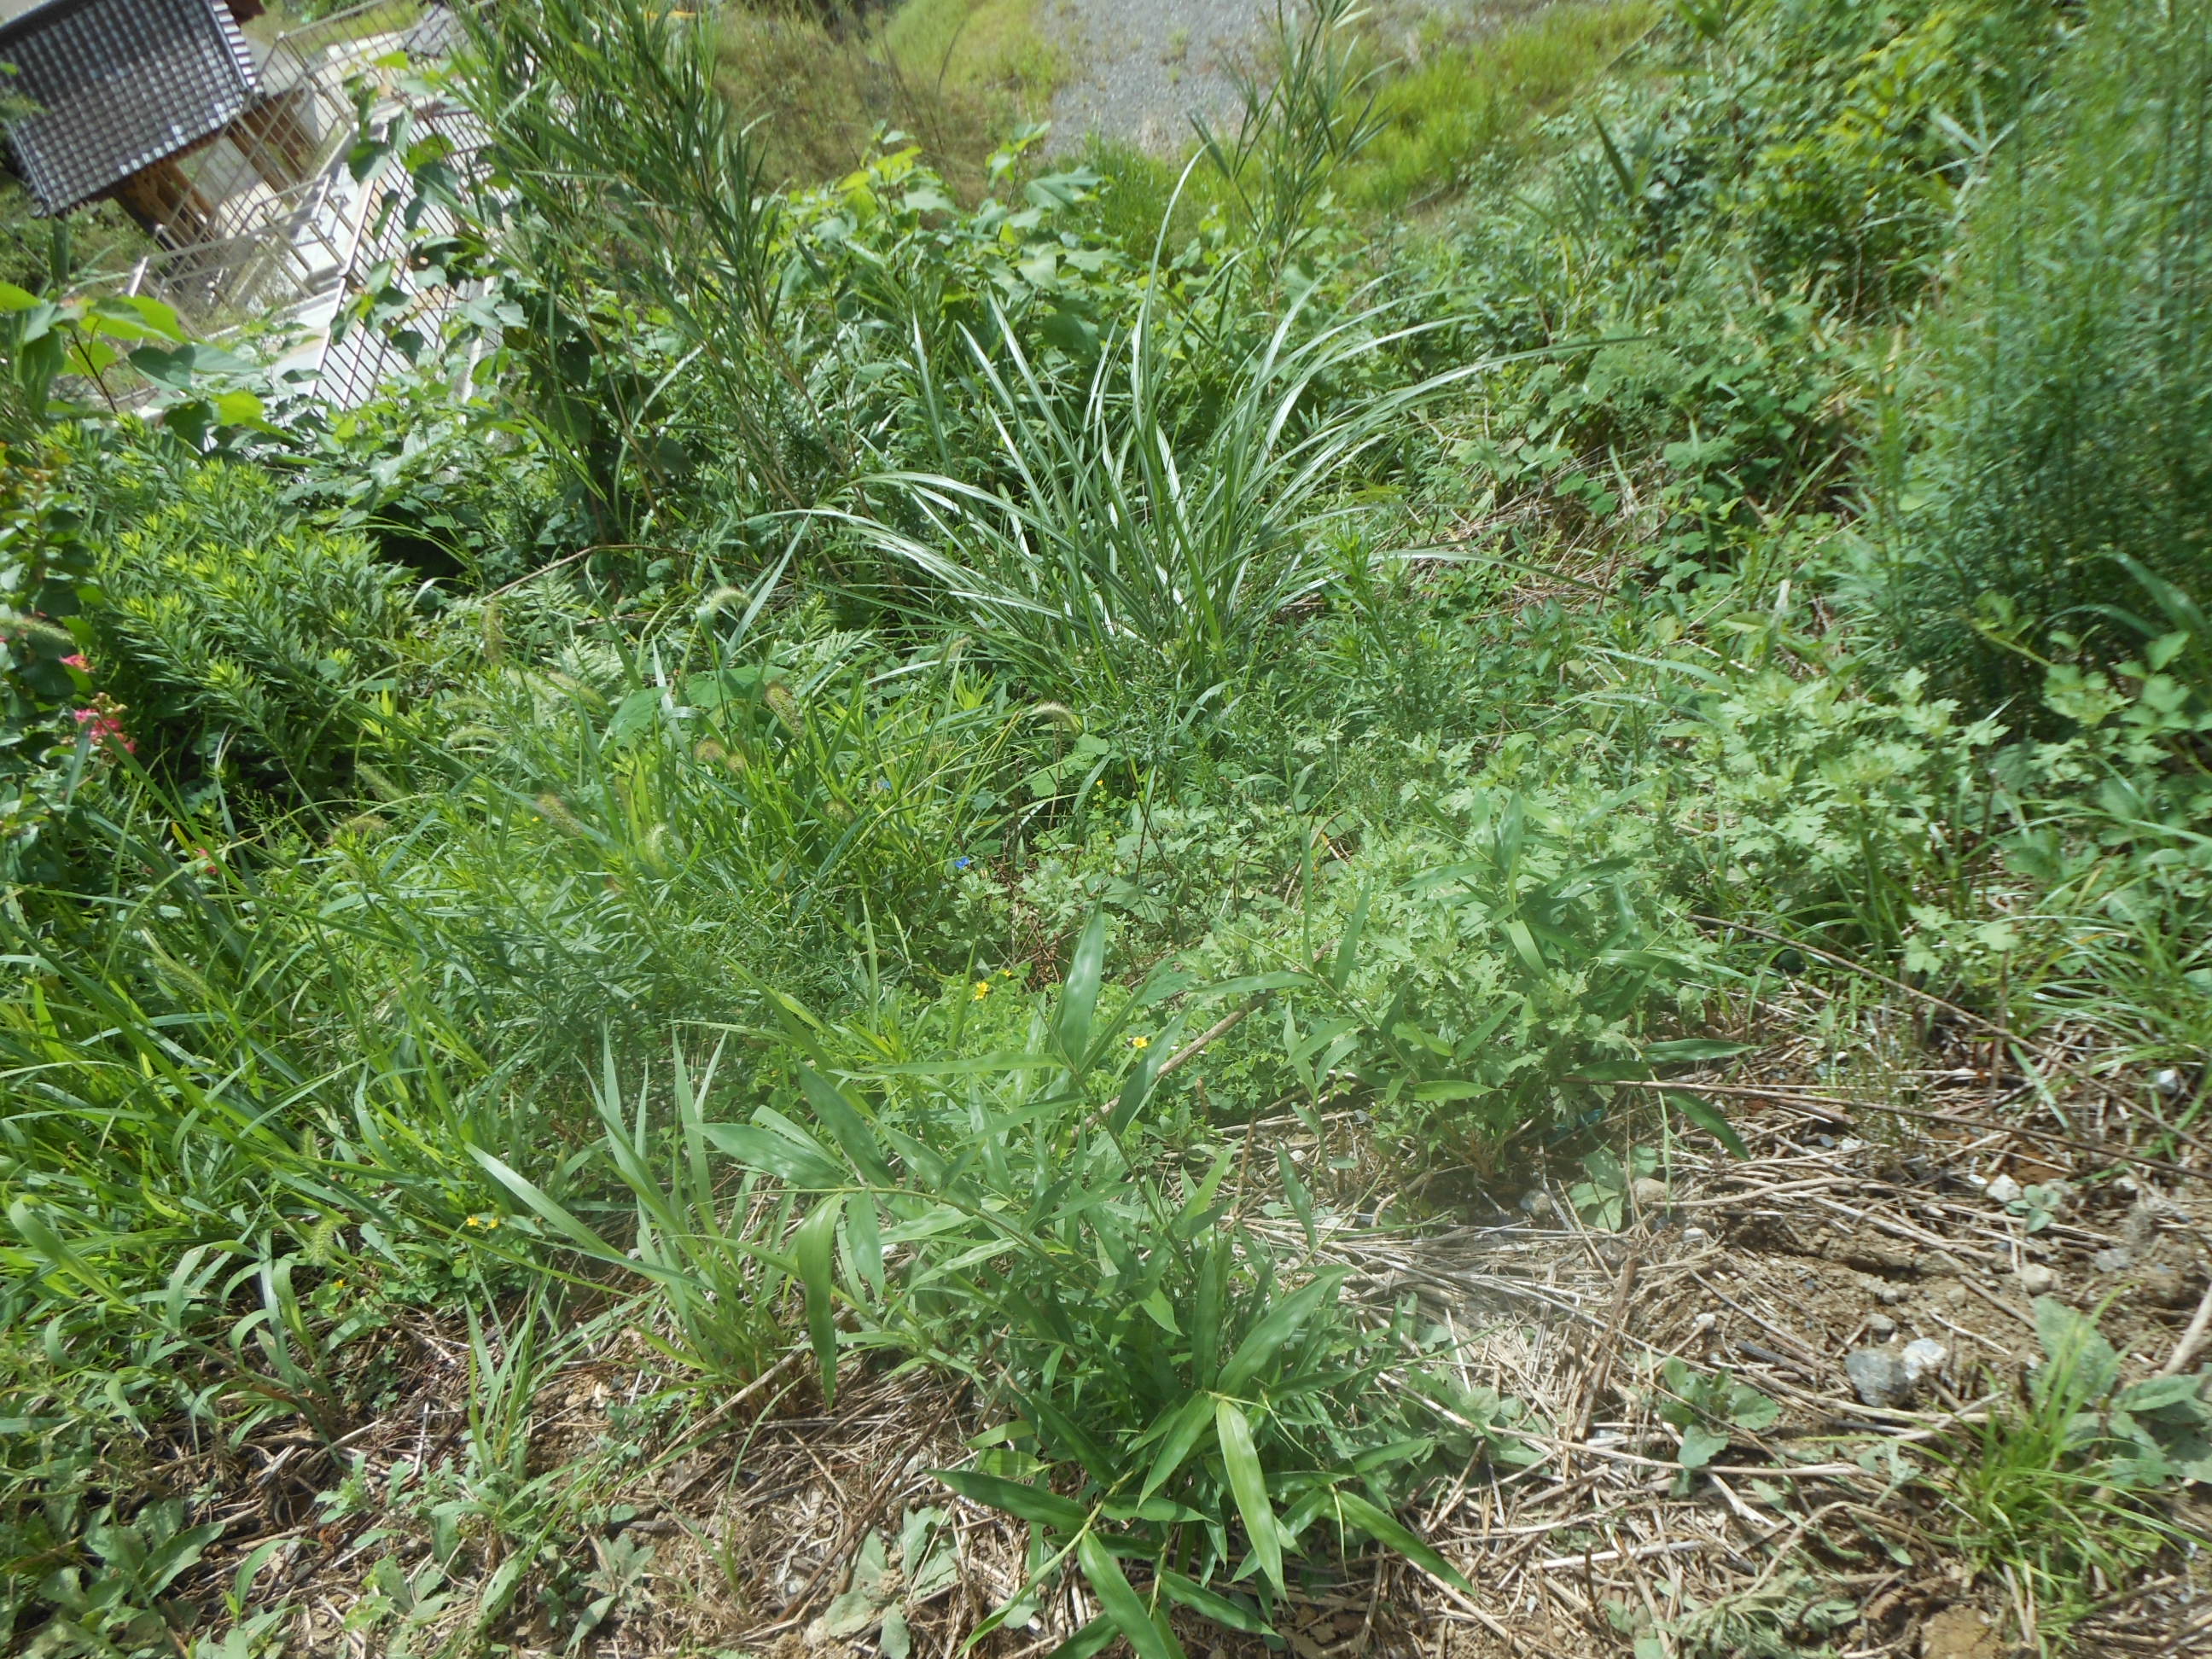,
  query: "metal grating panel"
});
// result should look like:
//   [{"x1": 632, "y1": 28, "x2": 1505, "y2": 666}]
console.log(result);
[{"x1": 0, "y1": 0, "x2": 260, "y2": 214}]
